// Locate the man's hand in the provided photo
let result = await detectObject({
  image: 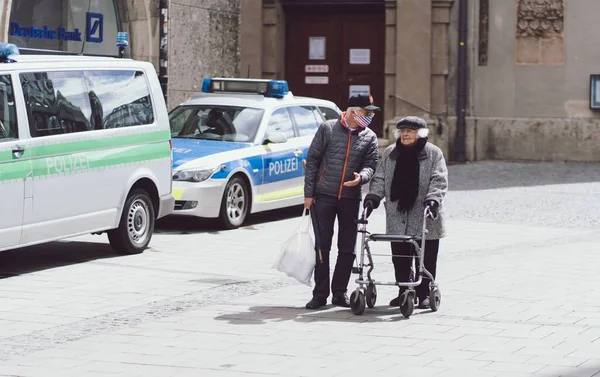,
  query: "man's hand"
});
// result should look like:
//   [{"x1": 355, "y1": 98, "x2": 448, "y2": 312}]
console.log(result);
[
  {"x1": 304, "y1": 197, "x2": 315, "y2": 210},
  {"x1": 343, "y1": 172, "x2": 362, "y2": 187}
]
